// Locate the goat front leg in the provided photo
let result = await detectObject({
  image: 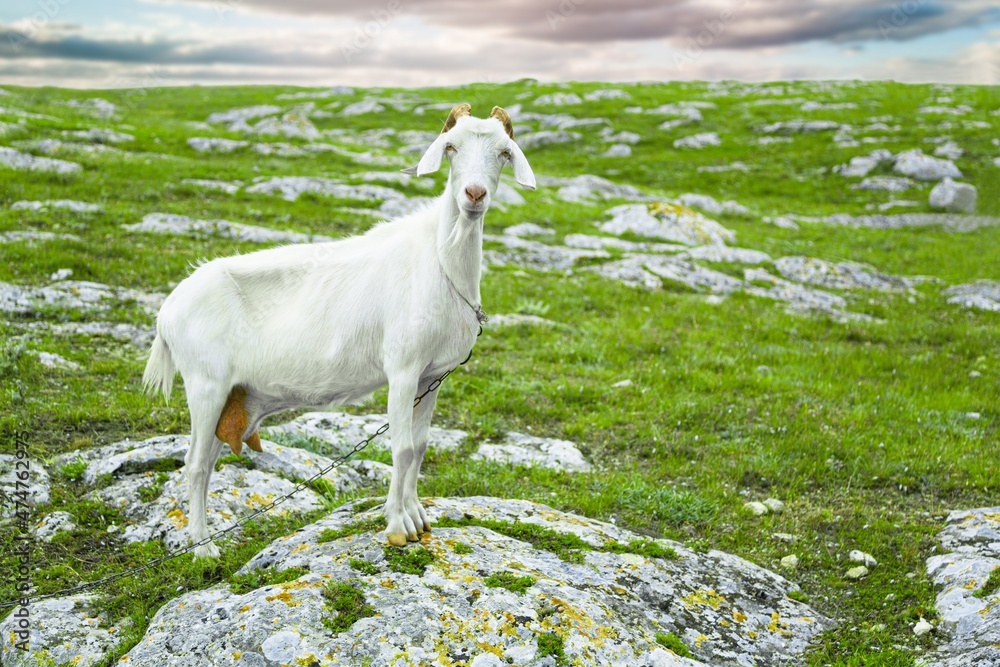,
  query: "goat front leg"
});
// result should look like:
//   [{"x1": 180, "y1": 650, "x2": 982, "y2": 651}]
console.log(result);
[
  {"x1": 404, "y1": 384, "x2": 437, "y2": 535},
  {"x1": 384, "y1": 371, "x2": 422, "y2": 546}
]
